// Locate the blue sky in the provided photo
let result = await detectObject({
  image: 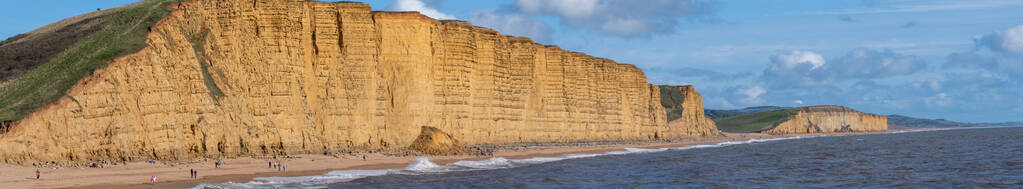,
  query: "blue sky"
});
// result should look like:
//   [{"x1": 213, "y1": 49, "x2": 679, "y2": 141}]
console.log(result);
[{"x1": 2, "y1": 0, "x2": 1022, "y2": 122}]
